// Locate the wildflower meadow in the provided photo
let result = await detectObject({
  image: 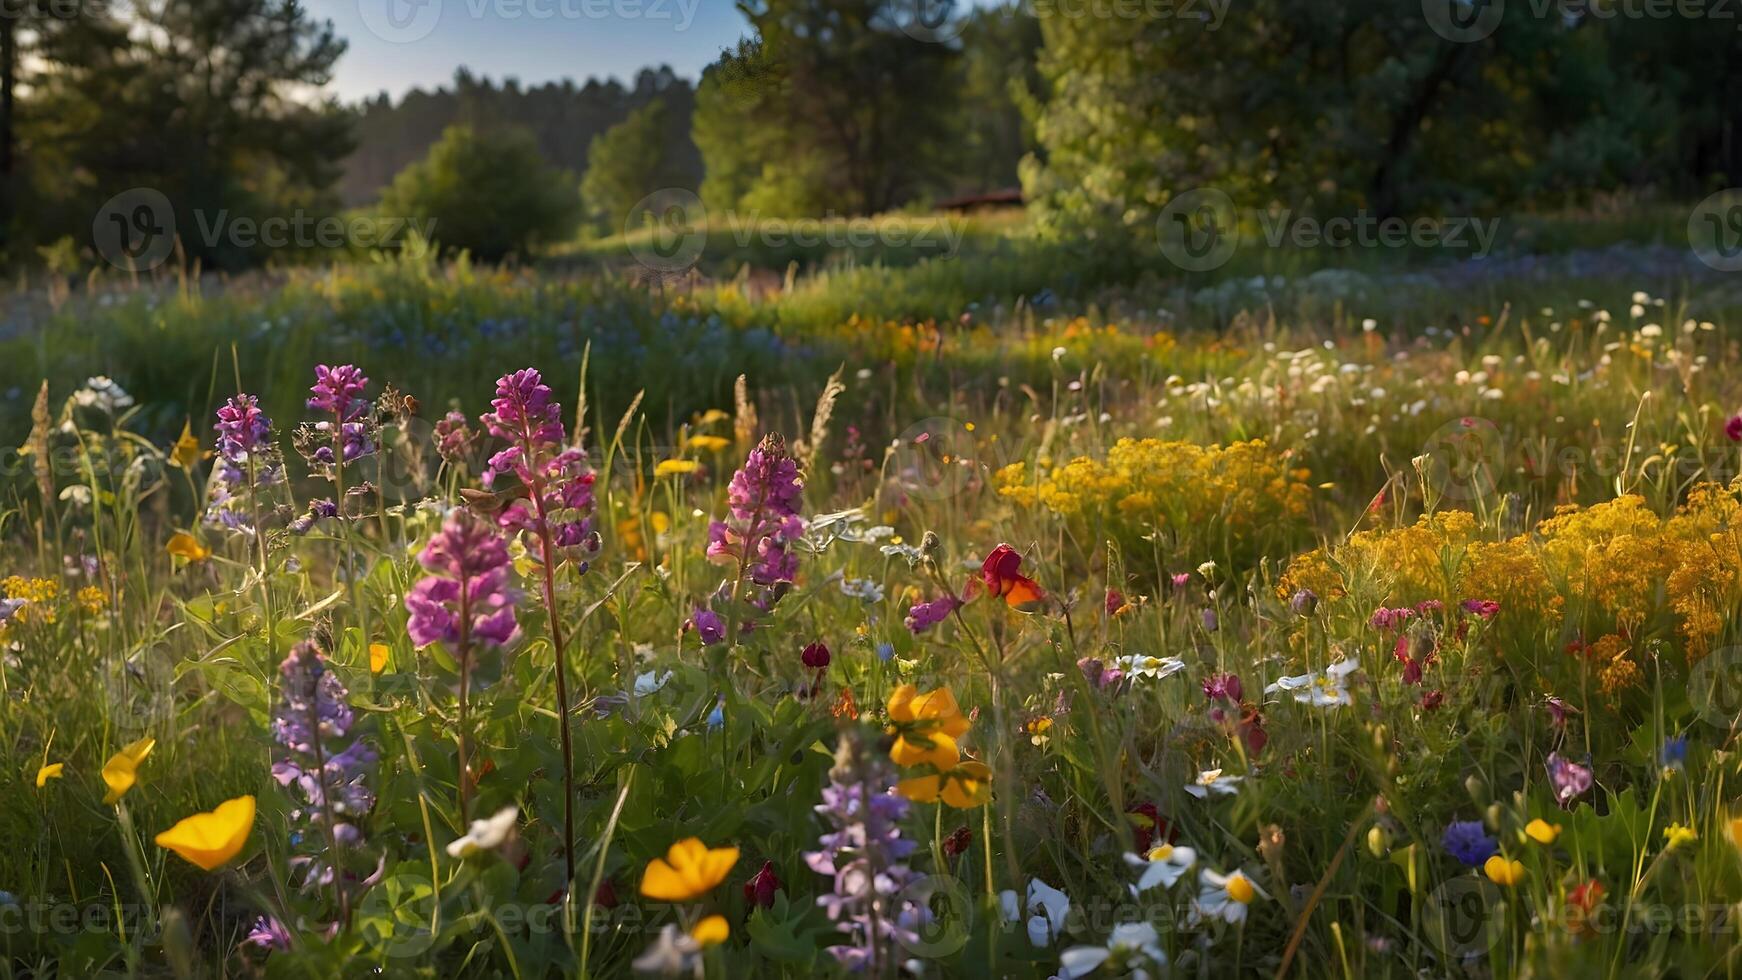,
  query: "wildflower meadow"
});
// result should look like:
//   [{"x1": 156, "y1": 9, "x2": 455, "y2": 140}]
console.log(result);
[{"x1": 6, "y1": 256, "x2": 1742, "y2": 979}]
